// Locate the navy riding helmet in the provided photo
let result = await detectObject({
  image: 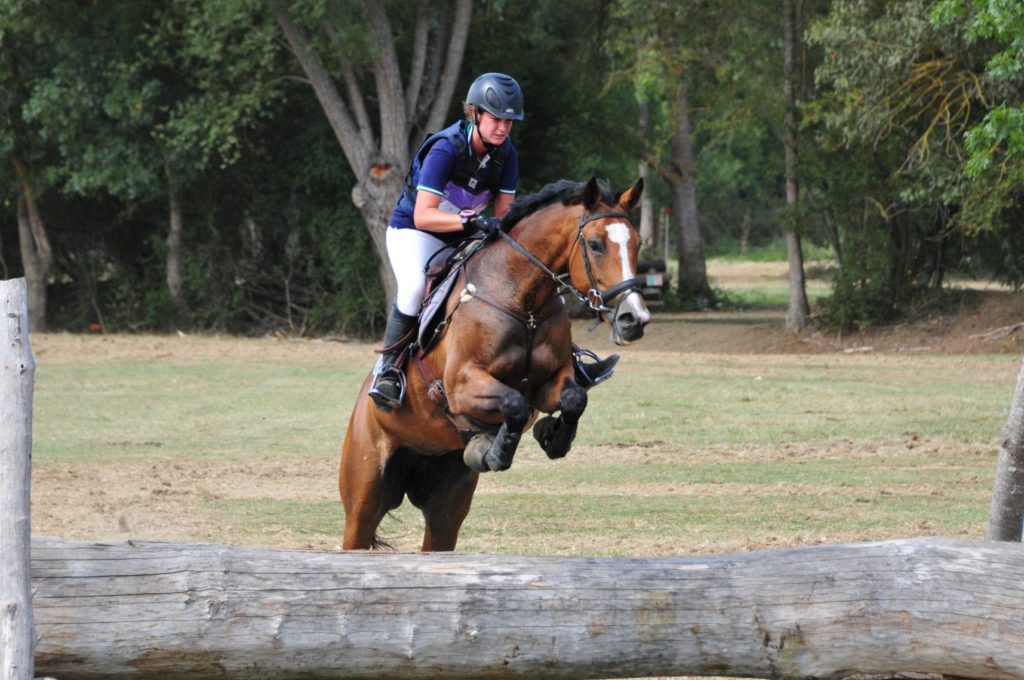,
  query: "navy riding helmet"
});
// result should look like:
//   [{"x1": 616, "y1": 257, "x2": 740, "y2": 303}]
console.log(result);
[{"x1": 466, "y1": 73, "x2": 524, "y2": 121}]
